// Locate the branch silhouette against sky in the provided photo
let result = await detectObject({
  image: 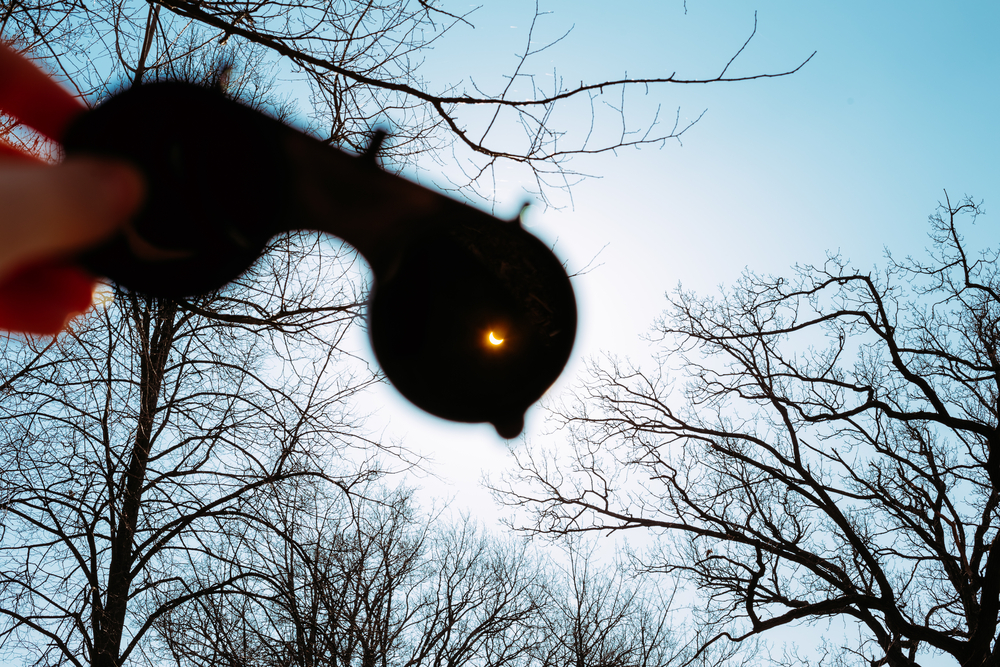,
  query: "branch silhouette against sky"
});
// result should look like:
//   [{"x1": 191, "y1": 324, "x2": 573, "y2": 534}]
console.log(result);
[{"x1": 494, "y1": 197, "x2": 1000, "y2": 666}]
